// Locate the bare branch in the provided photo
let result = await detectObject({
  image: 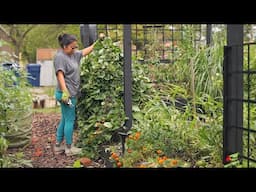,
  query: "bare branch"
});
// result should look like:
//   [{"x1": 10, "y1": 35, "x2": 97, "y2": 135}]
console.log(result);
[
  {"x1": 0, "y1": 24, "x2": 10, "y2": 37},
  {"x1": 21, "y1": 26, "x2": 35, "y2": 39}
]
